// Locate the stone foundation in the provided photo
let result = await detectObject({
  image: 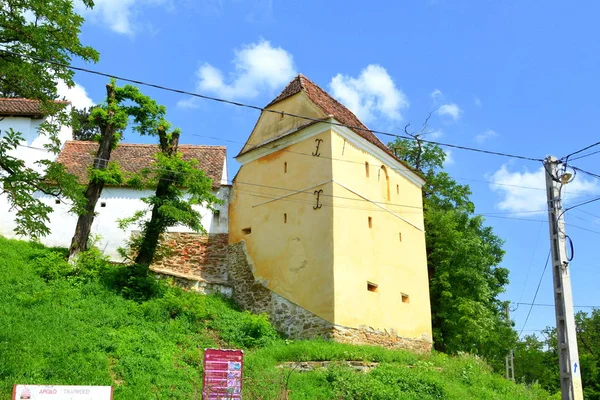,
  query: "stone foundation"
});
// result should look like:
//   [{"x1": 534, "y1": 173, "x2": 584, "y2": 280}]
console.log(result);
[
  {"x1": 155, "y1": 272, "x2": 232, "y2": 297},
  {"x1": 227, "y1": 241, "x2": 432, "y2": 352},
  {"x1": 331, "y1": 326, "x2": 432, "y2": 353},
  {"x1": 149, "y1": 237, "x2": 432, "y2": 352},
  {"x1": 226, "y1": 241, "x2": 333, "y2": 338},
  {"x1": 151, "y1": 232, "x2": 229, "y2": 283}
]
